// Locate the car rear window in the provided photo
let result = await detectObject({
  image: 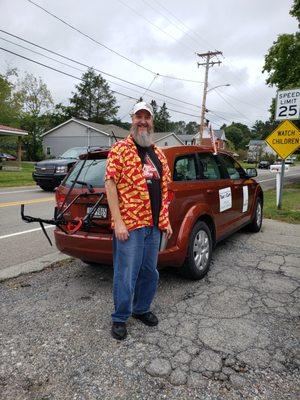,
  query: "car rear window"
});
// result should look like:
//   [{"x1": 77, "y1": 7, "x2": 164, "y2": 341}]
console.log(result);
[{"x1": 64, "y1": 159, "x2": 107, "y2": 188}]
